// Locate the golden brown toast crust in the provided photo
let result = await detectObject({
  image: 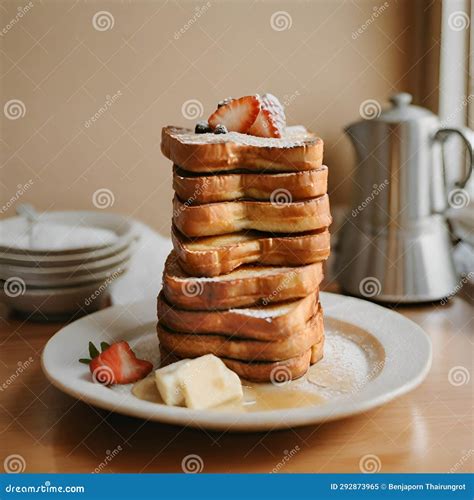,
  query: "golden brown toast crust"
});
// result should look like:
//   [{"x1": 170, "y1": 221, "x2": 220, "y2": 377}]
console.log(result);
[
  {"x1": 157, "y1": 308, "x2": 323, "y2": 362},
  {"x1": 172, "y1": 226, "x2": 330, "y2": 277},
  {"x1": 162, "y1": 252, "x2": 324, "y2": 310},
  {"x1": 161, "y1": 126, "x2": 324, "y2": 173},
  {"x1": 160, "y1": 121, "x2": 328, "y2": 381},
  {"x1": 311, "y1": 340, "x2": 324, "y2": 364},
  {"x1": 173, "y1": 165, "x2": 328, "y2": 204},
  {"x1": 159, "y1": 339, "x2": 324, "y2": 382},
  {"x1": 157, "y1": 290, "x2": 320, "y2": 340},
  {"x1": 173, "y1": 194, "x2": 331, "y2": 237}
]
